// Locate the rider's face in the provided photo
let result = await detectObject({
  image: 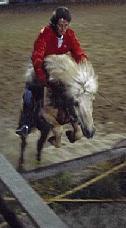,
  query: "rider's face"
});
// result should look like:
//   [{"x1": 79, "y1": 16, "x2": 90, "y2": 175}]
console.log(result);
[{"x1": 57, "y1": 19, "x2": 69, "y2": 36}]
